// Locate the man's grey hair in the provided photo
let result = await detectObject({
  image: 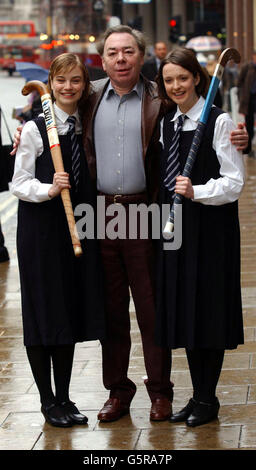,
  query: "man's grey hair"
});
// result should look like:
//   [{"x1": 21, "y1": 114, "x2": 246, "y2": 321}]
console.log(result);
[{"x1": 96, "y1": 25, "x2": 146, "y2": 57}]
